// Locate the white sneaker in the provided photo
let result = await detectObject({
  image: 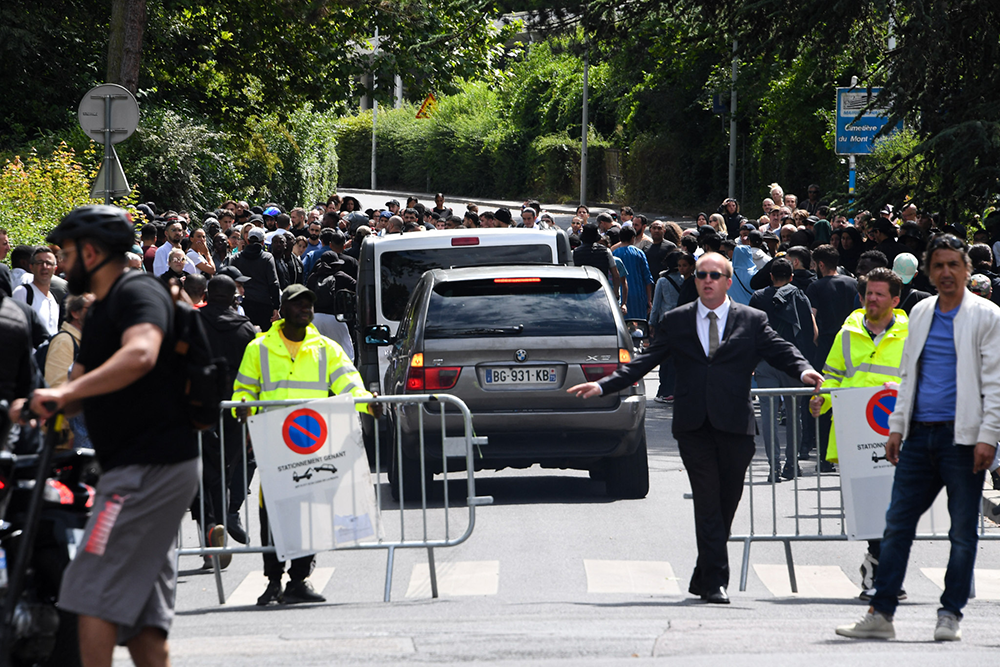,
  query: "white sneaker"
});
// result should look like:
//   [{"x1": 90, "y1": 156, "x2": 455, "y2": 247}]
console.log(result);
[
  {"x1": 835, "y1": 611, "x2": 895, "y2": 639},
  {"x1": 934, "y1": 612, "x2": 961, "y2": 641}
]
